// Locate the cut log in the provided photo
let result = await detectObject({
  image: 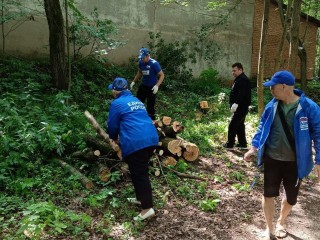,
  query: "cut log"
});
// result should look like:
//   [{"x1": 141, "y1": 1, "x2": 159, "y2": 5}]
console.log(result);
[
  {"x1": 199, "y1": 101, "x2": 209, "y2": 108},
  {"x1": 163, "y1": 156, "x2": 177, "y2": 166},
  {"x1": 98, "y1": 163, "x2": 111, "y2": 182},
  {"x1": 54, "y1": 159, "x2": 94, "y2": 190},
  {"x1": 162, "y1": 116, "x2": 172, "y2": 126},
  {"x1": 182, "y1": 142, "x2": 199, "y2": 161},
  {"x1": 153, "y1": 119, "x2": 163, "y2": 128},
  {"x1": 199, "y1": 101, "x2": 210, "y2": 113},
  {"x1": 161, "y1": 138, "x2": 183, "y2": 155},
  {"x1": 84, "y1": 110, "x2": 122, "y2": 159},
  {"x1": 154, "y1": 168, "x2": 161, "y2": 176}
]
